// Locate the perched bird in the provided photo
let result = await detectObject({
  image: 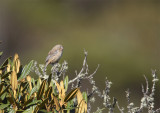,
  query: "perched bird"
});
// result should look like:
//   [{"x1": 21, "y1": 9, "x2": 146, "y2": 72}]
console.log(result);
[{"x1": 45, "y1": 44, "x2": 63, "y2": 69}]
